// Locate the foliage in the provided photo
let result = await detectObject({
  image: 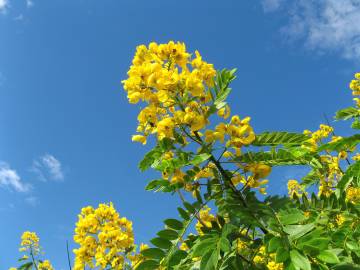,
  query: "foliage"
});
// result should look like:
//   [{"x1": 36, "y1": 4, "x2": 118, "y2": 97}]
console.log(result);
[{"x1": 9, "y1": 42, "x2": 360, "y2": 270}]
